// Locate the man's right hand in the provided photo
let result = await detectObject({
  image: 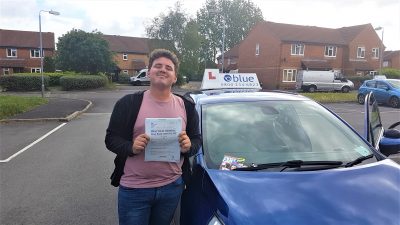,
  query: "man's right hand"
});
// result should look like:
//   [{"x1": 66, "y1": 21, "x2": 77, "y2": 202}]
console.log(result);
[{"x1": 132, "y1": 134, "x2": 150, "y2": 154}]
